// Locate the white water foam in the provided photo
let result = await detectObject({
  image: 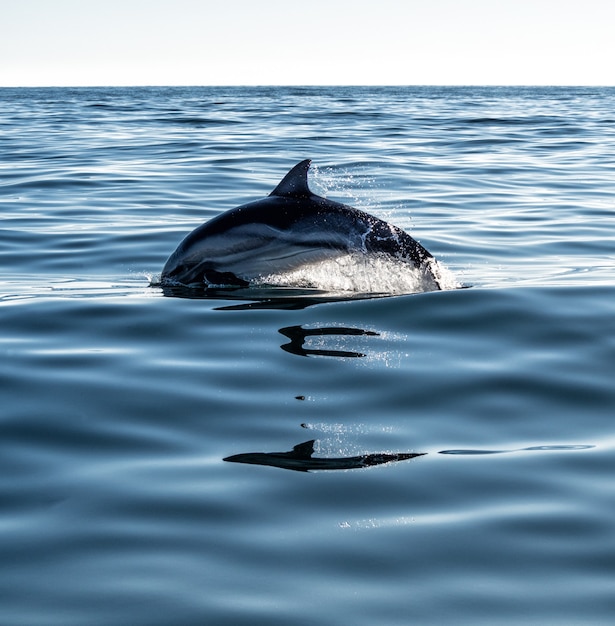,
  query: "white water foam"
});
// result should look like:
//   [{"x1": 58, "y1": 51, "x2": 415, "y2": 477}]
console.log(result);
[{"x1": 258, "y1": 253, "x2": 458, "y2": 295}]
